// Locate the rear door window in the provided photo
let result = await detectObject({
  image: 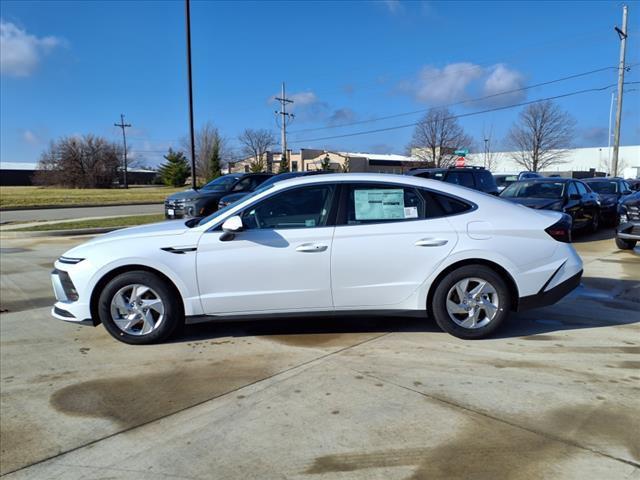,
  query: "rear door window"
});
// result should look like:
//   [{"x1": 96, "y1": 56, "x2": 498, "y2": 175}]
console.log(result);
[{"x1": 445, "y1": 171, "x2": 474, "y2": 188}]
